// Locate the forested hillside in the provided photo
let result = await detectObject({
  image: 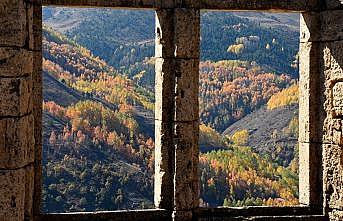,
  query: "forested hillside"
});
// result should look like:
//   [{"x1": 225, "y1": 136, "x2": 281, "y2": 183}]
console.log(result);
[
  {"x1": 43, "y1": 8, "x2": 299, "y2": 90},
  {"x1": 42, "y1": 8, "x2": 301, "y2": 211},
  {"x1": 42, "y1": 26, "x2": 155, "y2": 212}
]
